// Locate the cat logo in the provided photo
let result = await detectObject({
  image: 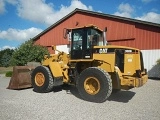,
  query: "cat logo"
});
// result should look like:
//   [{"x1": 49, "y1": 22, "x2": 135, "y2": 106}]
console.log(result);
[{"x1": 99, "y1": 48, "x2": 108, "y2": 54}]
